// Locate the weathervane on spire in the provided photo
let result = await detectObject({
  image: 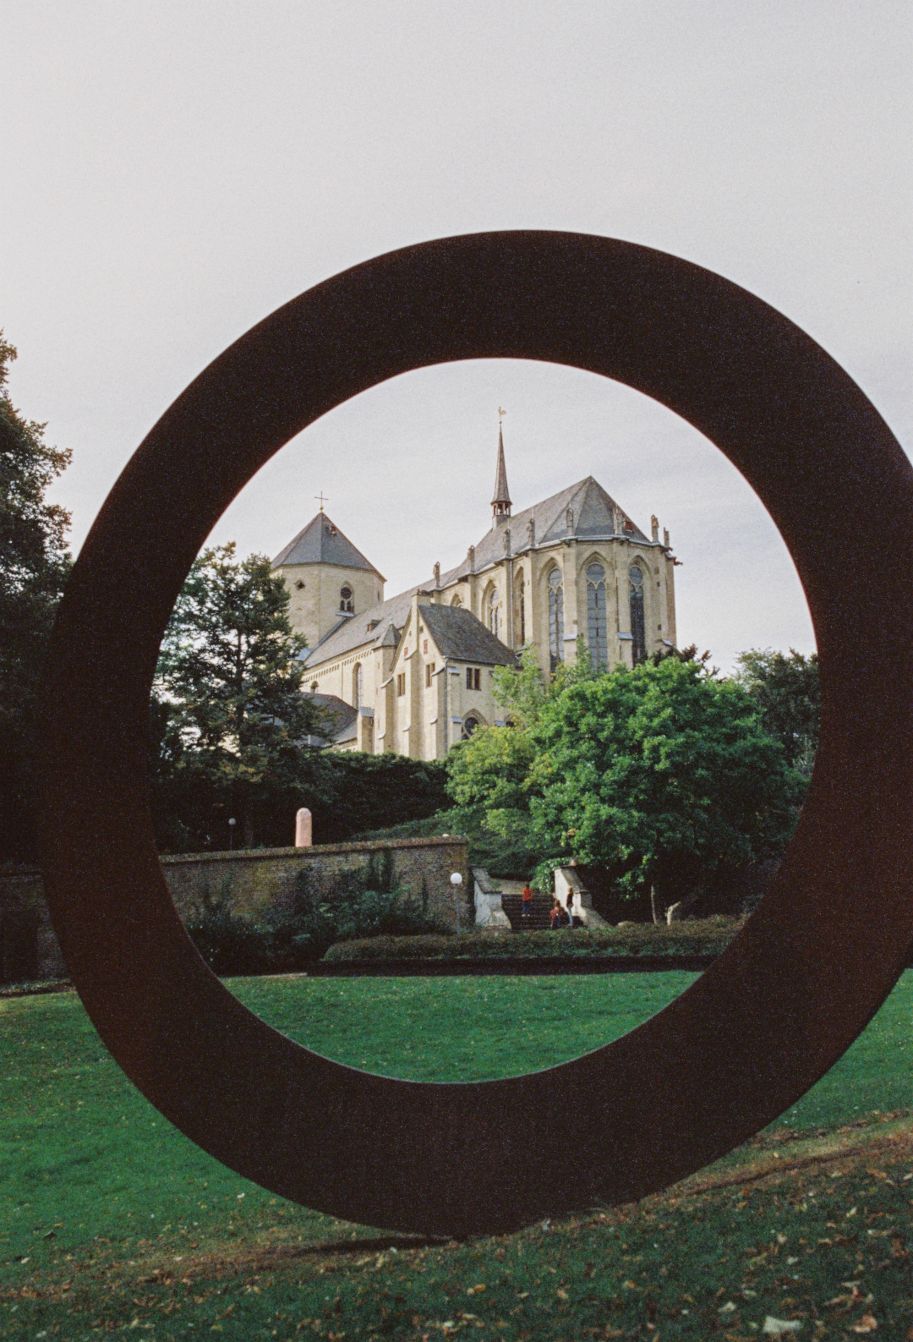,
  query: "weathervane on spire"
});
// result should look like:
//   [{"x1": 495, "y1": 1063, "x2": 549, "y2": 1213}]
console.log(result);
[
  {"x1": 498, "y1": 406, "x2": 506, "y2": 423},
  {"x1": 315, "y1": 492, "x2": 329, "y2": 513}
]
